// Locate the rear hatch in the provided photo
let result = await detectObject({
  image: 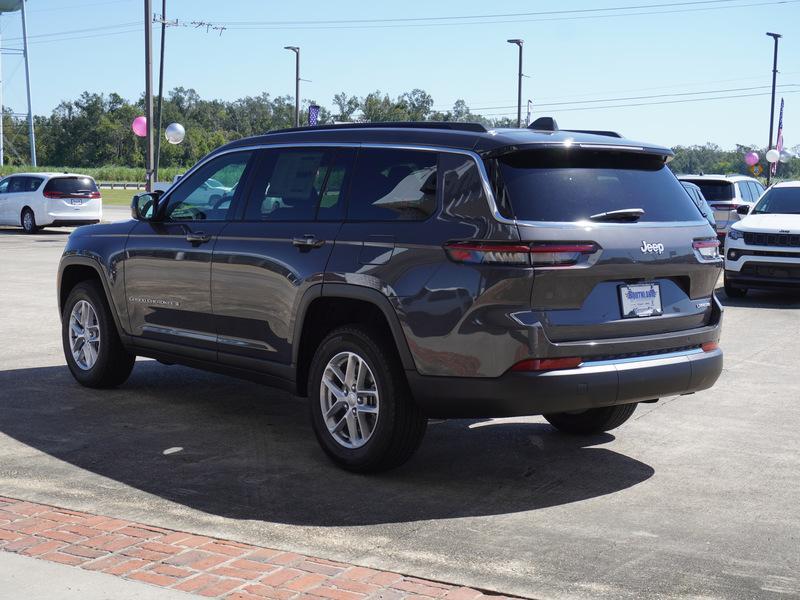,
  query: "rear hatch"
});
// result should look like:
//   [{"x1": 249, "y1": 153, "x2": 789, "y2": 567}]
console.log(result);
[
  {"x1": 493, "y1": 148, "x2": 721, "y2": 343},
  {"x1": 44, "y1": 176, "x2": 101, "y2": 206},
  {"x1": 682, "y1": 178, "x2": 737, "y2": 231}
]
